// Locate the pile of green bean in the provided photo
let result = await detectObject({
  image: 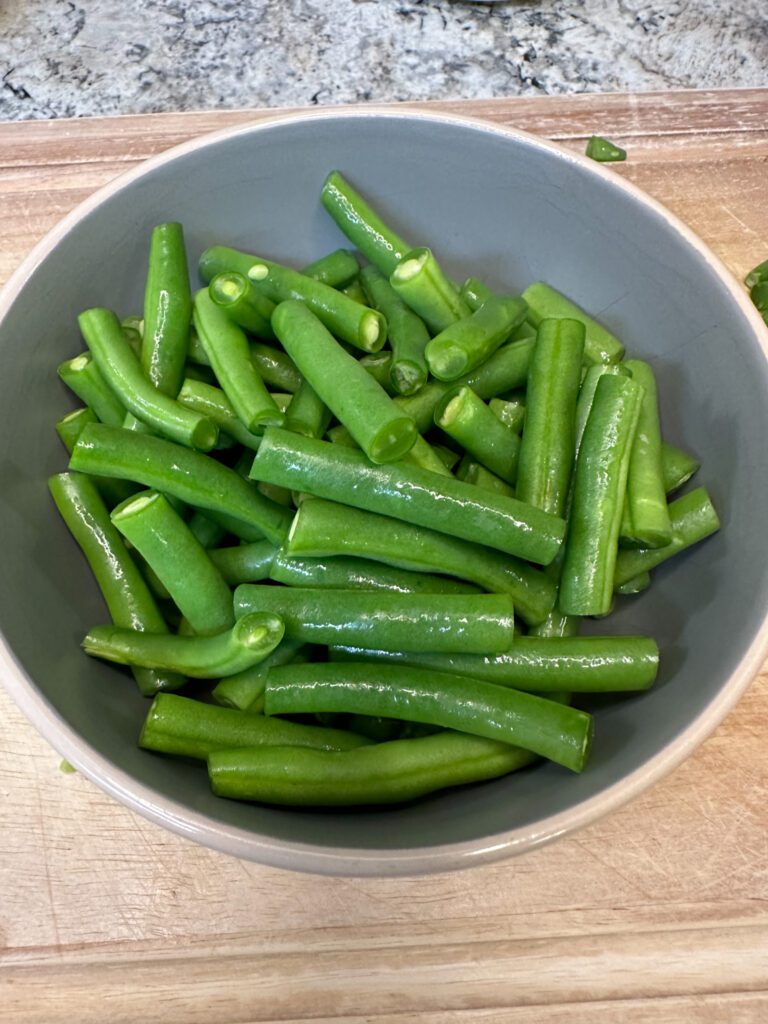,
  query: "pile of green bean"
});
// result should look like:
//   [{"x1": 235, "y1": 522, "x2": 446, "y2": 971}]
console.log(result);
[{"x1": 51, "y1": 172, "x2": 720, "y2": 808}]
